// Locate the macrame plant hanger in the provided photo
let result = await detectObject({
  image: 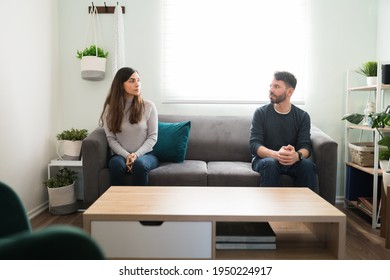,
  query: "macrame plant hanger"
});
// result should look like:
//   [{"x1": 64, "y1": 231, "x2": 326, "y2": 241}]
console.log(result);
[
  {"x1": 112, "y1": 2, "x2": 125, "y2": 76},
  {"x1": 79, "y1": 4, "x2": 107, "y2": 81}
]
